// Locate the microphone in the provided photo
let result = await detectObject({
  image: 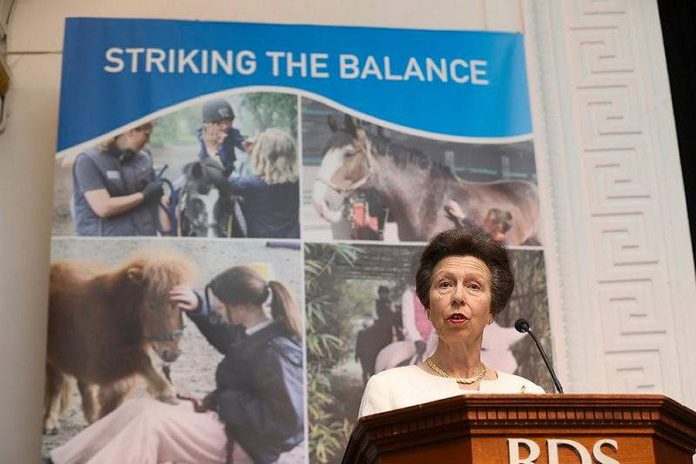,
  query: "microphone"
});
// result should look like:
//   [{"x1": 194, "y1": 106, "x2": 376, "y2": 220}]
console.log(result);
[{"x1": 514, "y1": 318, "x2": 564, "y2": 393}]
